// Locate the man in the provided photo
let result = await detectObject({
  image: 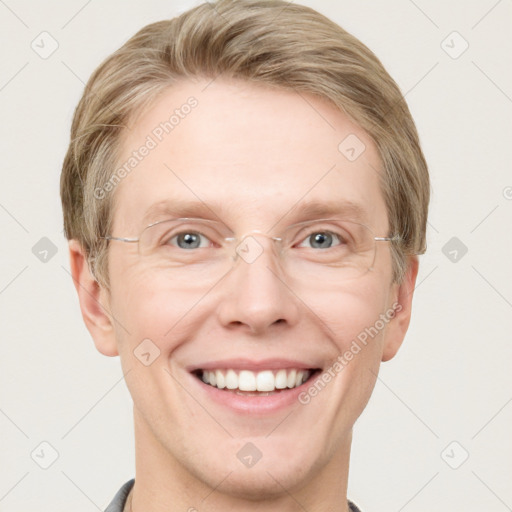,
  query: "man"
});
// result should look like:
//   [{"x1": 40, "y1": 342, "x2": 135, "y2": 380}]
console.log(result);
[{"x1": 61, "y1": 1, "x2": 429, "y2": 510}]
